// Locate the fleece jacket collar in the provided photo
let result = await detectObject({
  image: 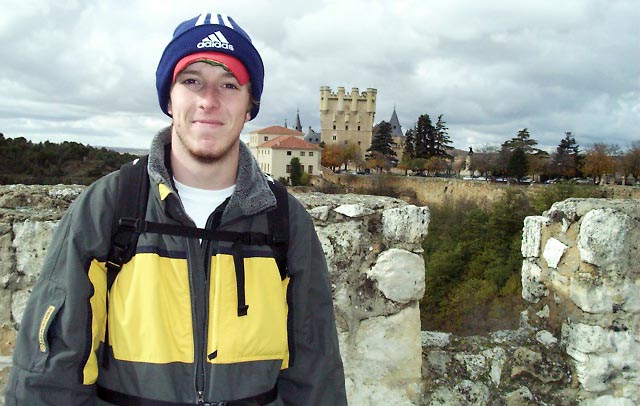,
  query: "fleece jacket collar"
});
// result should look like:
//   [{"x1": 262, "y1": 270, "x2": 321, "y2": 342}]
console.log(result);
[{"x1": 147, "y1": 126, "x2": 276, "y2": 219}]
